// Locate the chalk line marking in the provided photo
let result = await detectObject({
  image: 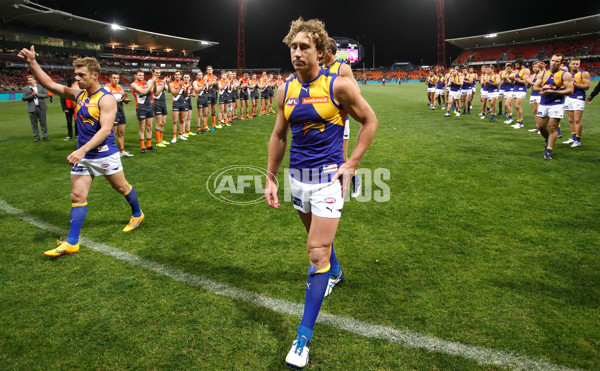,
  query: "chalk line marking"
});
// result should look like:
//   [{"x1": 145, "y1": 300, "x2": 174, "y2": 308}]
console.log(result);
[{"x1": 0, "y1": 199, "x2": 576, "y2": 370}]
